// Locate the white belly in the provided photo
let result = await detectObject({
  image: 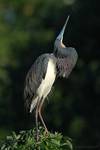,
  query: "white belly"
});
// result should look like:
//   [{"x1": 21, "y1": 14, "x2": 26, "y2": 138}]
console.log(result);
[{"x1": 37, "y1": 58, "x2": 56, "y2": 99}]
